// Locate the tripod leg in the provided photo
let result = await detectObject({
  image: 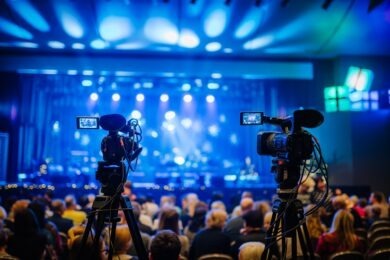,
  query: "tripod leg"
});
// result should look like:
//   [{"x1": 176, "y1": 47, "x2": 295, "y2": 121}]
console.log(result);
[
  {"x1": 120, "y1": 196, "x2": 148, "y2": 260},
  {"x1": 108, "y1": 214, "x2": 119, "y2": 260},
  {"x1": 301, "y1": 222, "x2": 315, "y2": 258},
  {"x1": 78, "y1": 210, "x2": 96, "y2": 259}
]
